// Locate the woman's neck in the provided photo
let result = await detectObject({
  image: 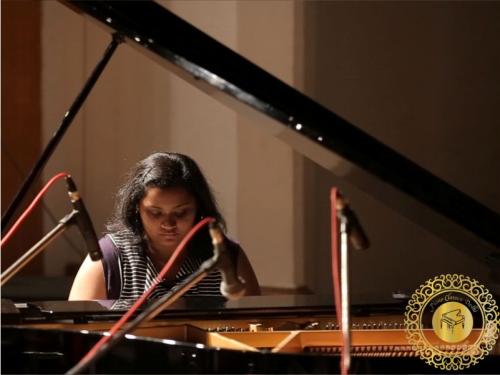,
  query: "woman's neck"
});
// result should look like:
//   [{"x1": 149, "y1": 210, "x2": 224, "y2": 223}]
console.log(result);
[{"x1": 146, "y1": 243, "x2": 182, "y2": 279}]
